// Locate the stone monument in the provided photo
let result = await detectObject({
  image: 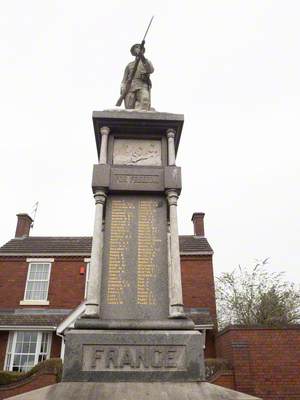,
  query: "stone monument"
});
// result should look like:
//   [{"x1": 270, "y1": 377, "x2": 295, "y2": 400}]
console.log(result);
[
  {"x1": 6, "y1": 40, "x2": 260, "y2": 400},
  {"x1": 63, "y1": 110, "x2": 203, "y2": 383}
]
